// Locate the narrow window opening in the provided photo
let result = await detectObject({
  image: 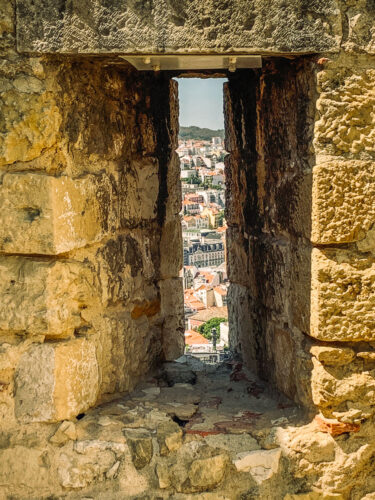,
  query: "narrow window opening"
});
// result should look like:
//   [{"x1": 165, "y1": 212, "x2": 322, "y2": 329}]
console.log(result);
[{"x1": 175, "y1": 77, "x2": 229, "y2": 364}]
